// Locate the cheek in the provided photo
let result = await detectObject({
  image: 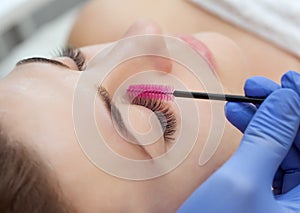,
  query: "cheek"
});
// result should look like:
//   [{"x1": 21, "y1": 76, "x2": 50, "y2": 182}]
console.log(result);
[{"x1": 194, "y1": 33, "x2": 250, "y2": 93}]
